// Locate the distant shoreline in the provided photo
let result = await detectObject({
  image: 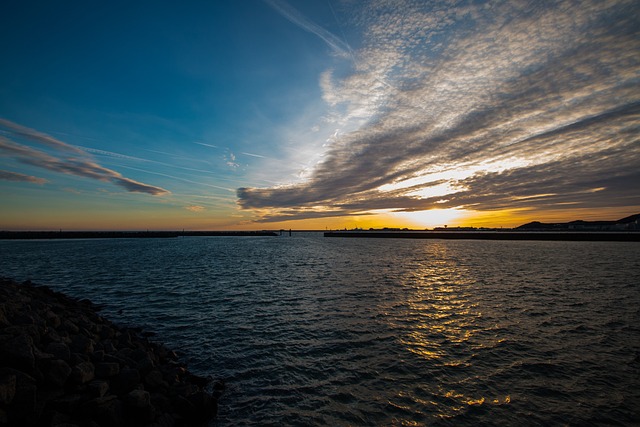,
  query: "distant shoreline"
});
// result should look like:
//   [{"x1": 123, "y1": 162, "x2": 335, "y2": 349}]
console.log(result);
[
  {"x1": 0, "y1": 230, "x2": 278, "y2": 239},
  {"x1": 324, "y1": 231, "x2": 640, "y2": 242}
]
